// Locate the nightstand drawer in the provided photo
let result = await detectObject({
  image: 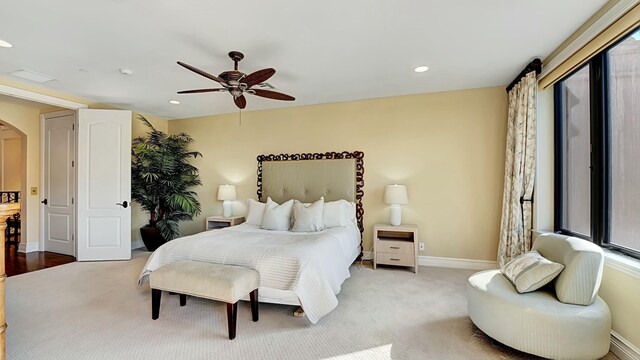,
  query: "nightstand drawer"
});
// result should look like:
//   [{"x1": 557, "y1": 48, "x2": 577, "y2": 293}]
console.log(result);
[
  {"x1": 377, "y1": 252, "x2": 415, "y2": 266},
  {"x1": 205, "y1": 216, "x2": 245, "y2": 231},
  {"x1": 376, "y1": 240, "x2": 414, "y2": 254}
]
